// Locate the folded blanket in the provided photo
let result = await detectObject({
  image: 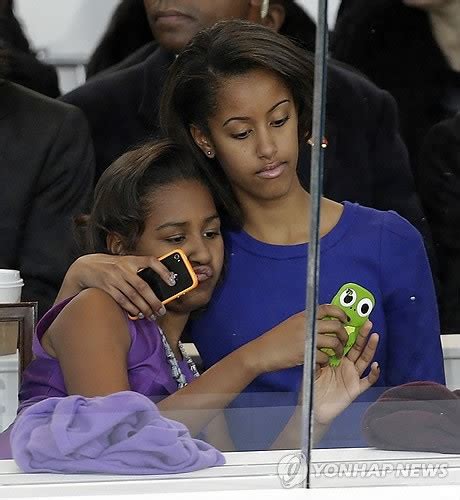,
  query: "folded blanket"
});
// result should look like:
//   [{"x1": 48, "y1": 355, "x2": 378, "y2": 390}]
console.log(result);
[
  {"x1": 362, "y1": 381, "x2": 460, "y2": 454},
  {"x1": 11, "y1": 391, "x2": 225, "y2": 474}
]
